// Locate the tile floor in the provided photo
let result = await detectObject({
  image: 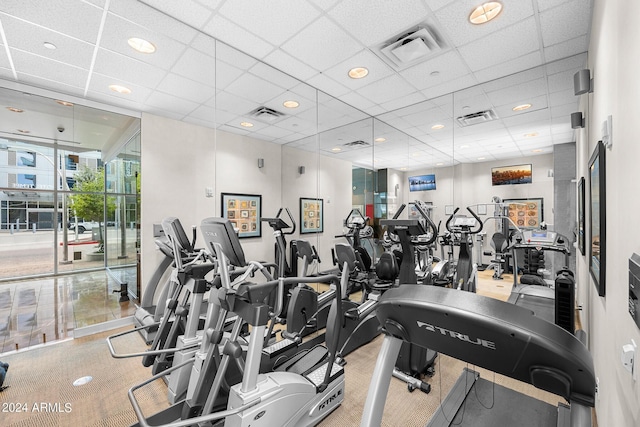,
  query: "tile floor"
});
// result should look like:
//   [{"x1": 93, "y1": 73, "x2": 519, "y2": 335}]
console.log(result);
[{"x1": 0, "y1": 268, "x2": 137, "y2": 354}]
